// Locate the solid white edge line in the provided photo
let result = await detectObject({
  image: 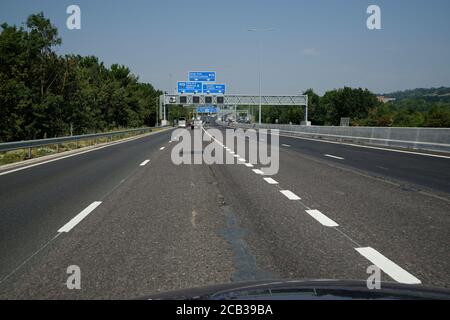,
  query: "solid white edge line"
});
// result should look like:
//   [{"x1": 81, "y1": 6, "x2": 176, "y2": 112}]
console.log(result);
[
  {"x1": 355, "y1": 247, "x2": 421, "y2": 284},
  {"x1": 263, "y1": 177, "x2": 278, "y2": 184},
  {"x1": 252, "y1": 169, "x2": 264, "y2": 175},
  {"x1": 280, "y1": 190, "x2": 301, "y2": 200},
  {"x1": 140, "y1": 160, "x2": 150, "y2": 166},
  {"x1": 324, "y1": 154, "x2": 344, "y2": 160},
  {"x1": 222, "y1": 124, "x2": 450, "y2": 159},
  {"x1": 275, "y1": 132, "x2": 450, "y2": 159},
  {"x1": 305, "y1": 209, "x2": 339, "y2": 227},
  {"x1": 58, "y1": 201, "x2": 102, "y2": 233},
  {"x1": 0, "y1": 129, "x2": 172, "y2": 176}
]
